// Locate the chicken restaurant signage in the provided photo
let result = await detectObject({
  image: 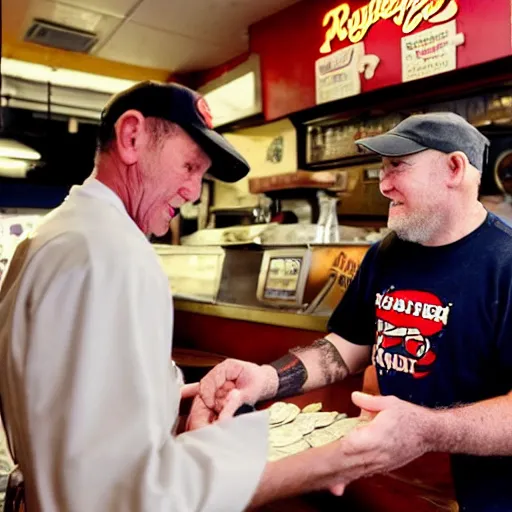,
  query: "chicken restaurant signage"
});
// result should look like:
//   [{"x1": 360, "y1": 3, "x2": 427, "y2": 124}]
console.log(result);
[{"x1": 320, "y1": 0, "x2": 459, "y2": 53}]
